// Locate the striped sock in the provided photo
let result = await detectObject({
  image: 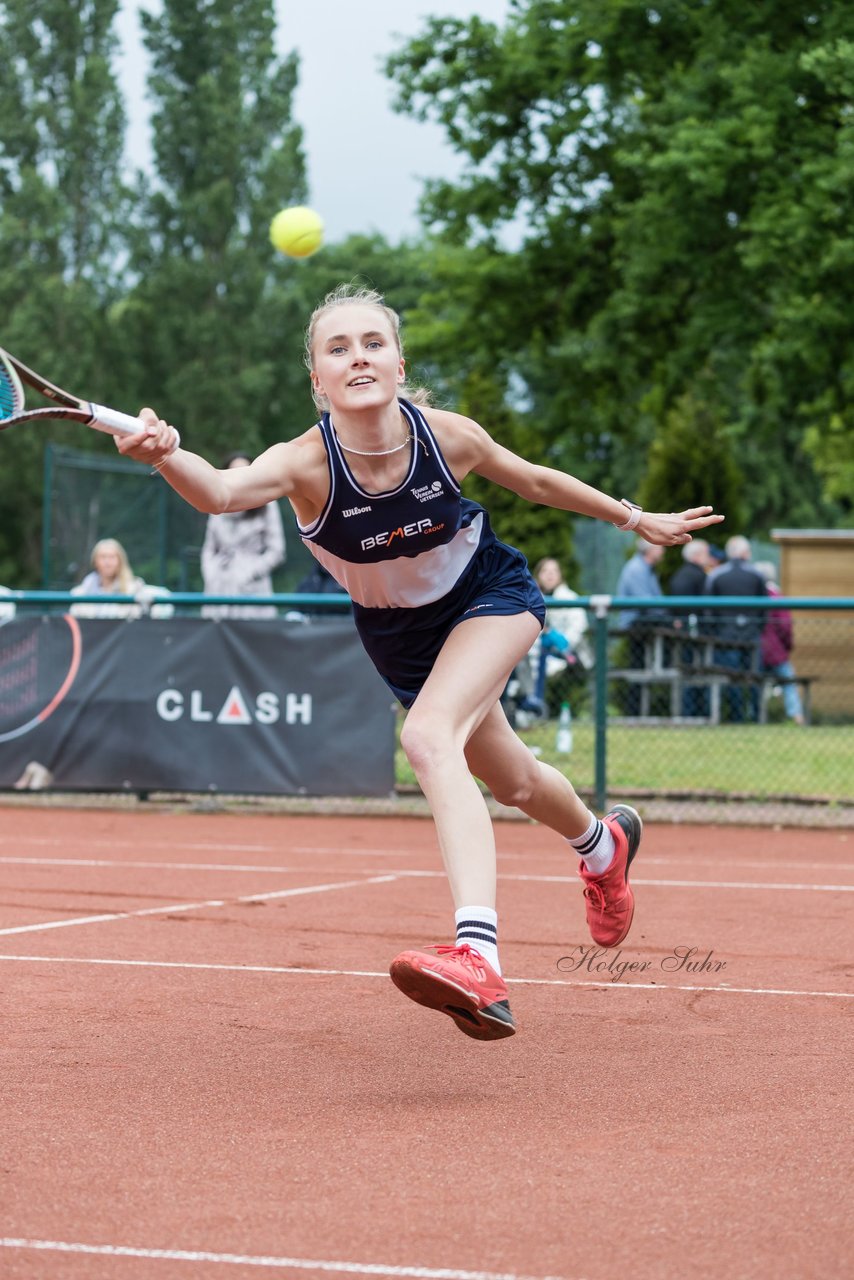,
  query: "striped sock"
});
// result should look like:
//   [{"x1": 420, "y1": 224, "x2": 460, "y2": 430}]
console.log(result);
[
  {"x1": 455, "y1": 906, "x2": 501, "y2": 975},
  {"x1": 567, "y1": 812, "x2": 616, "y2": 876}
]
